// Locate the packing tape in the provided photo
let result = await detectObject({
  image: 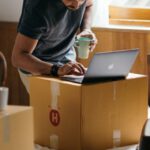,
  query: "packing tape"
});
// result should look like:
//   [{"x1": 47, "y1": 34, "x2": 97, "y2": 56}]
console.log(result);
[
  {"x1": 113, "y1": 82, "x2": 117, "y2": 101},
  {"x1": 50, "y1": 134, "x2": 59, "y2": 150},
  {"x1": 50, "y1": 83, "x2": 60, "y2": 149},
  {"x1": 113, "y1": 129, "x2": 121, "y2": 148},
  {"x1": 2, "y1": 112, "x2": 10, "y2": 143},
  {"x1": 50, "y1": 82, "x2": 60, "y2": 110}
]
